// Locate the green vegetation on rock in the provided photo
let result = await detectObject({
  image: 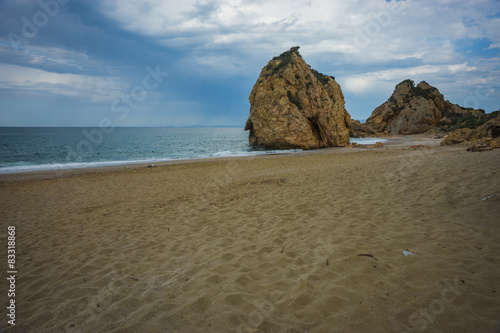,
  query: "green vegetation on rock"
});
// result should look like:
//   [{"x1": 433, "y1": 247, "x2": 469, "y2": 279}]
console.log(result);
[
  {"x1": 401, "y1": 79, "x2": 438, "y2": 99},
  {"x1": 267, "y1": 46, "x2": 335, "y2": 85},
  {"x1": 268, "y1": 46, "x2": 301, "y2": 74},
  {"x1": 443, "y1": 110, "x2": 497, "y2": 131},
  {"x1": 311, "y1": 69, "x2": 334, "y2": 85}
]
